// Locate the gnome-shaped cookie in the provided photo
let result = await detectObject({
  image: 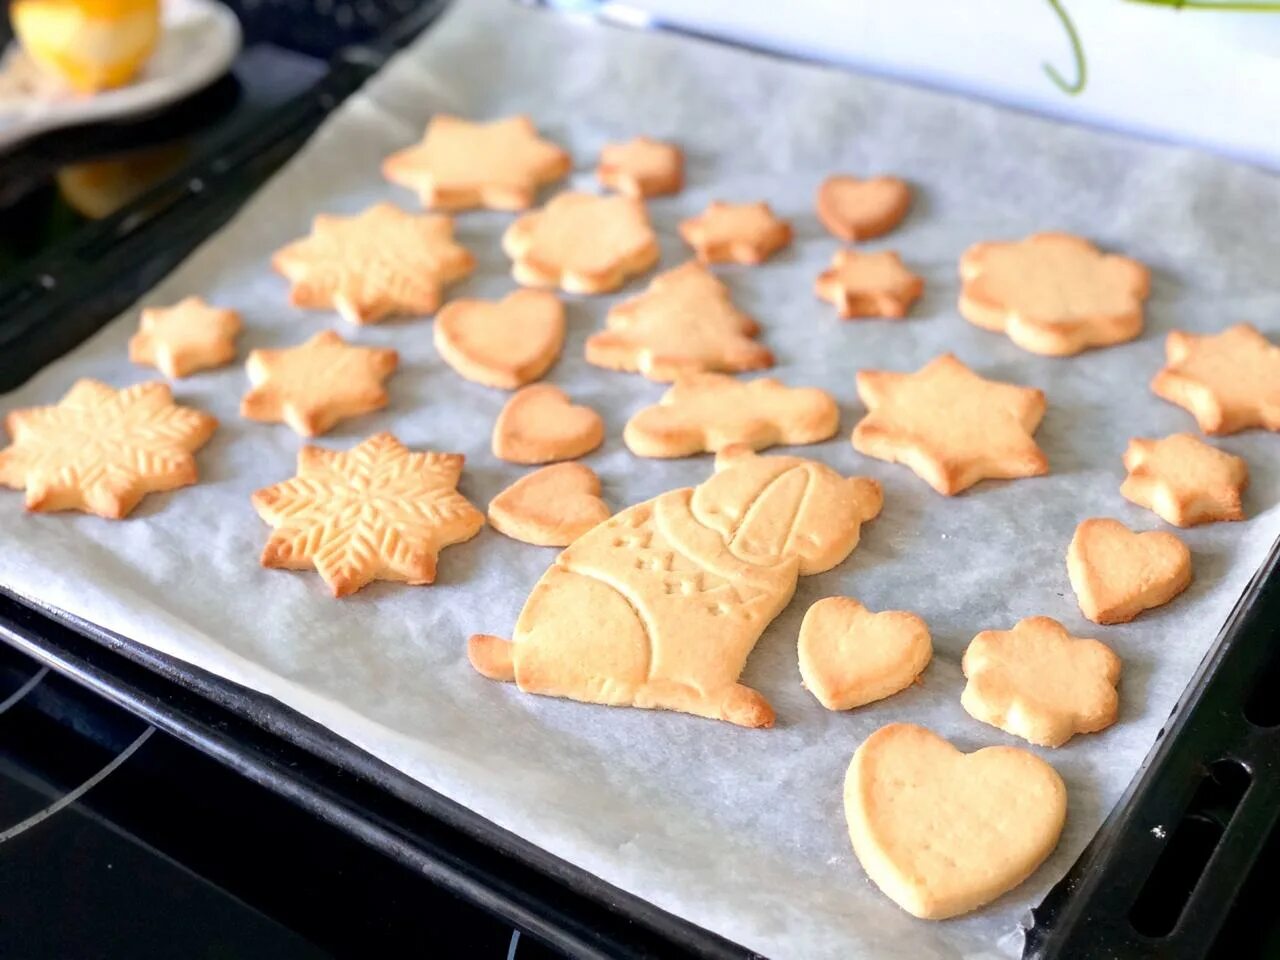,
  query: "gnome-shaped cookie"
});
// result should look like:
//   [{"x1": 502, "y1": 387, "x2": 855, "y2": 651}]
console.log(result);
[{"x1": 468, "y1": 448, "x2": 882, "y2": 727}]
